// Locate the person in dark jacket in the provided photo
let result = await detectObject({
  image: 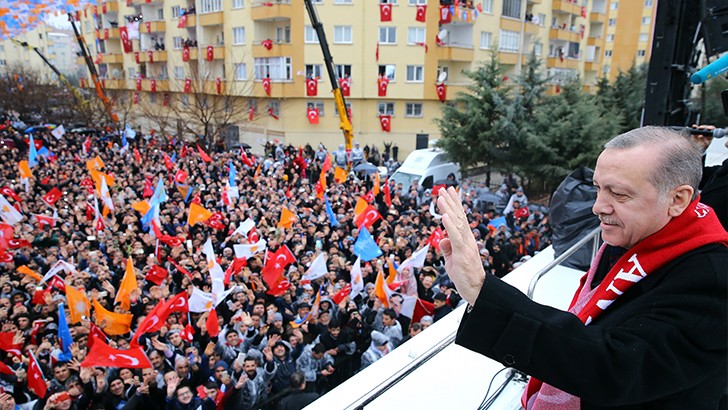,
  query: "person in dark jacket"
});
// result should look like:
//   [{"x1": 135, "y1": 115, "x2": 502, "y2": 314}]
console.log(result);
[
  {"x1": 432, "y1": 292, "x2": 452, "y2": 323},
  {"x1": 277, "y1": 372, "x2": 318, "y2": 410}
]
